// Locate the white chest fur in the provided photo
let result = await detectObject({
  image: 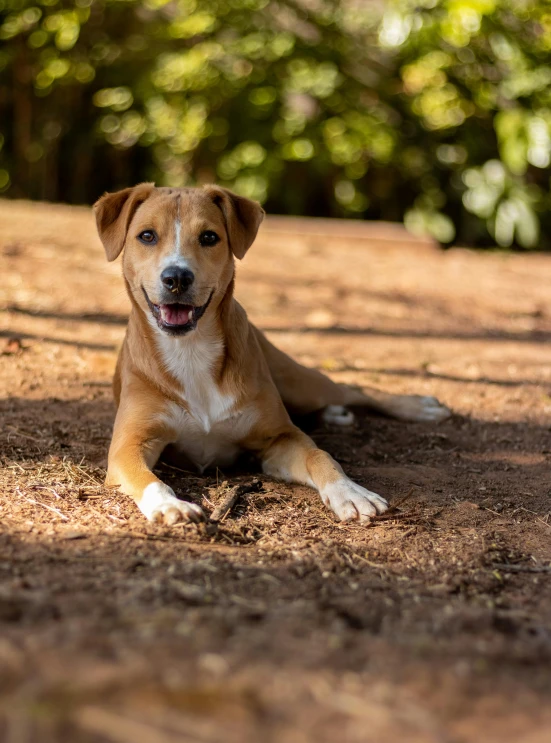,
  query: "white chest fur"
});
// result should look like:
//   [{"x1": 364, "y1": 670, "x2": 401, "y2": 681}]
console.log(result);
[
  {"x1": 156, "y1": 332, "x2": 253, "y2": 472},
  {"x1": 157, "y1": 331, "x2": 234, "y2": 433}
]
